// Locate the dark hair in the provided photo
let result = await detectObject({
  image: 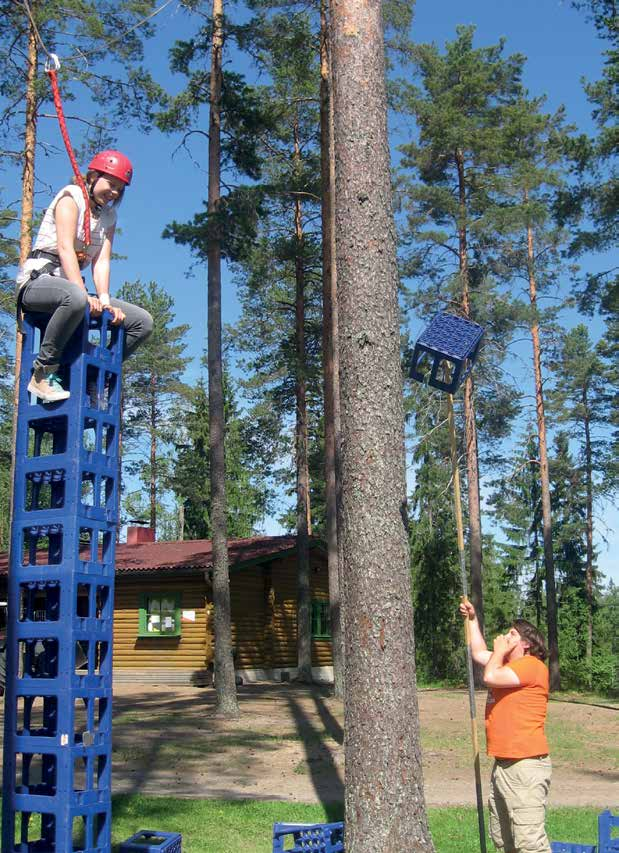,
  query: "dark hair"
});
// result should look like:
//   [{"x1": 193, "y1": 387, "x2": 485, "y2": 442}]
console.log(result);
[{"x1": 512, "y1": 619, "x2": 547, "y2": 661}]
